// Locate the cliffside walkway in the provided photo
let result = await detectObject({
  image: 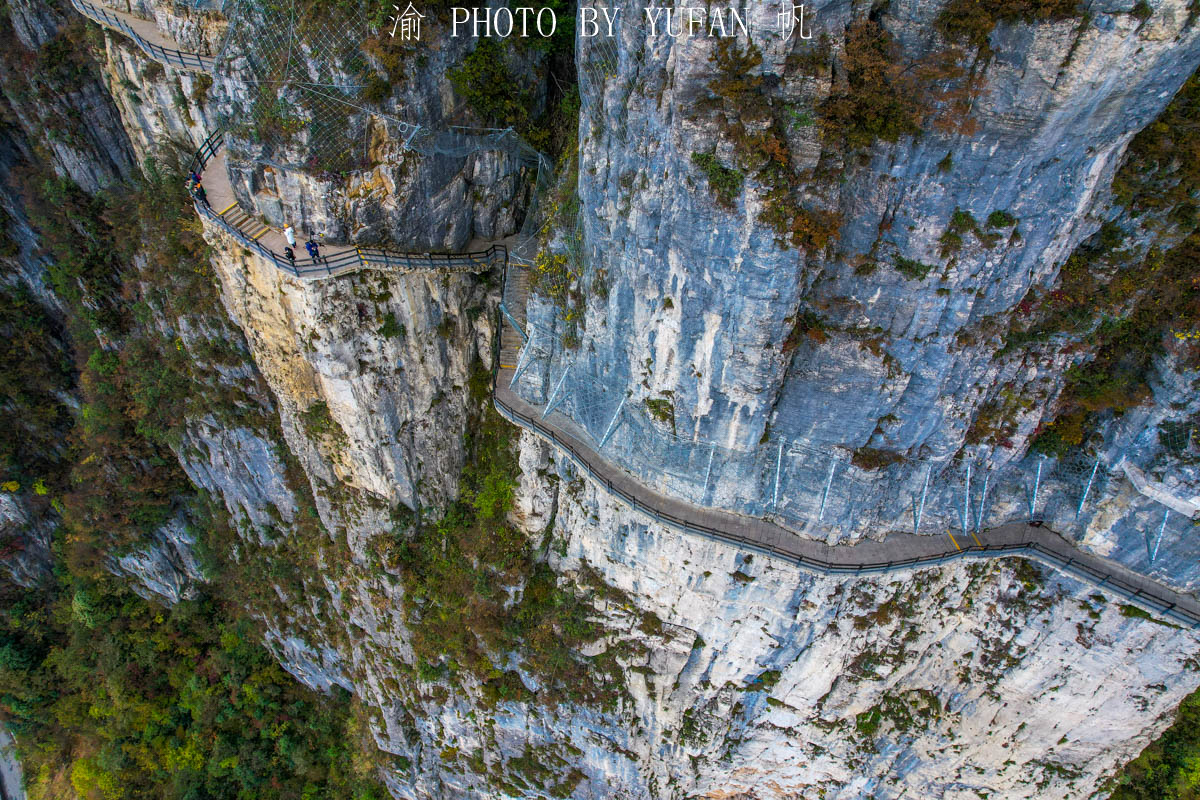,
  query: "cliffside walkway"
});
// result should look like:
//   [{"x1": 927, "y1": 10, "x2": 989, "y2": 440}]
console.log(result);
[
  {"x1": 71, "y1": 0, "x2": 520, "y2": 278},
  {"x1": 189, "y1": 131, "x2": 505, "y2": 278},
  {"x1": 492, "y1": 271, "x2": 1200, "y2": 630},
  {"x1": 73, "y1": 0, "x2": 1200, "y2": 630},
  {"x1": 69, "y1": 0, "x2": 216, "y2": 72}
]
